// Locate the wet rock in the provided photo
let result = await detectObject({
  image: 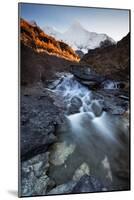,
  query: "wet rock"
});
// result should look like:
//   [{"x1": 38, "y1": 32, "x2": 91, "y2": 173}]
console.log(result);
[
  {"x1": 34, "y1": 175, "x2": 50, "y2": 196},
  {"x1": 22, "y1": 152, "x2": 50, "y2": 175},
  {"x1": 72, "y1": 175, "x2": 105, "y2": 193},
  {"x1": 73, "y1": 163, "x2": 90, "y2": 181},
  {"x1": 71, "y1": 96, "x2": 82, "y2": 108},
  {"x1": 91, "y1": 100, "x2": 103, "y2": 117},
  {"x1": 92, "y1": 90, "x2": 129, "y2": 115},
  {"x1": 71, "y1": 65, "x2": 105, "y2": 84},
  {"x1": 80, "y1": 80, "x2": 100, "y2": 90},
  {"x1": 70, "y1": 65, "x2": 91, "y2": 78},
  {"x1": 103, "y1": 95, "x2": 128, "y2": 115},
  {"x1": 68, "y1": 96, "x2": 82, "y2": 114},
  {"x1": 119, "y1": 95, "x2": 129, "y2": 100},
  {"x1": 49, "y1": 142, "x2": 76, "y2": 166},
  {"x1": 101, "y1": 80, "x2": 119, "y2": 90},
  {"x1": 47, "y1": 174, "x2": 106, "y2": 195},
  {"x1": 70, "y1": 65, "x2": 107, "y2": 90},
  {"x1": 47, "y1": 181, "x2": 76, "y2": 195},
  {"x1": 47, "y1": 77, "x2": 64, "y2": 90},
  {"x1": 56, "y1": 116, "x2": 72, "y2": 134},
  {"x1": 21, "y1": 152, "x2": 51, "y2": 196},
  {"x1": 109, "y1": 106, "x2": 126, "y2": 115}
]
